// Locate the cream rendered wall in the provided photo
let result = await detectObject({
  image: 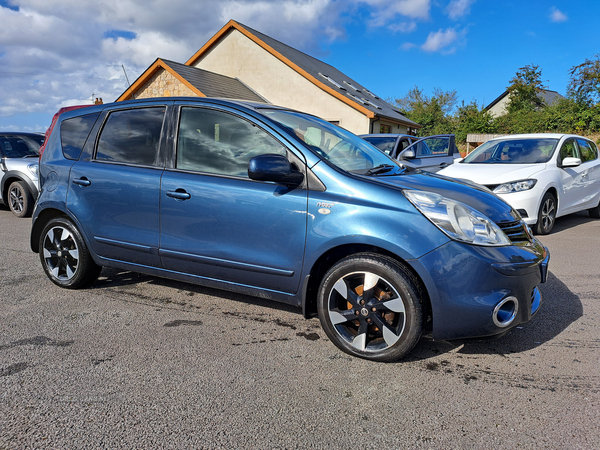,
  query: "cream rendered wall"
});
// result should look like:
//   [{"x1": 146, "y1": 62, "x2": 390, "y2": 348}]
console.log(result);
[
  {"x1": 192, "y1": 30, "x2": 371, "y2": 135},
  {"x1": 488, "y1": 96, "x2": 509, "y2": 117}
]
